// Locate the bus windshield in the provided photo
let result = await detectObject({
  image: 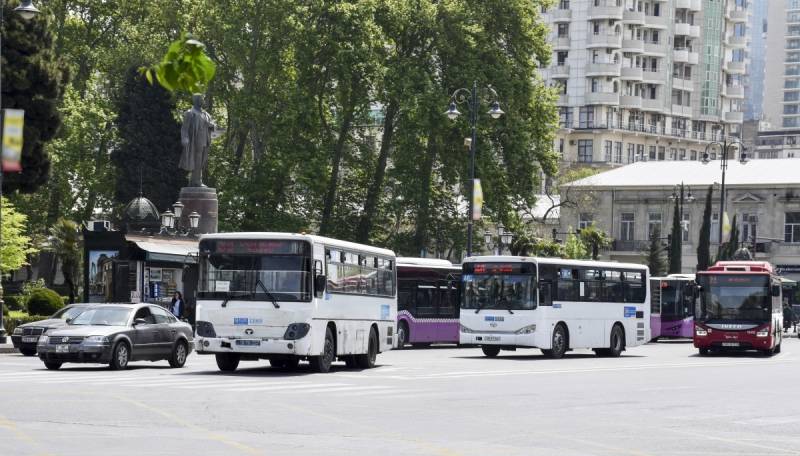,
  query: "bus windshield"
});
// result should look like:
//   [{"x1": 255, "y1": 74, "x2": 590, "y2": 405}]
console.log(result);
[
  {"x1": 461, "y1": 263, "x2": 536, "y2": 311},
  {"x1": 199, "y1": 239, "x2": 312, "y2": 302},
  {"x1": 661, "y1": 282, "x2": 694, "y2": 319},
  {"x1": 697, "y1": 274, "x2": 770, "y2": 323}
]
